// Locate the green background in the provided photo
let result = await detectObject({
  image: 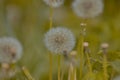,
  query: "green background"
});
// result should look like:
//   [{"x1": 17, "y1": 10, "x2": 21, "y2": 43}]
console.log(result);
[{"x1": 0, "y1": 0, "x2": 120, "y2": 79}]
